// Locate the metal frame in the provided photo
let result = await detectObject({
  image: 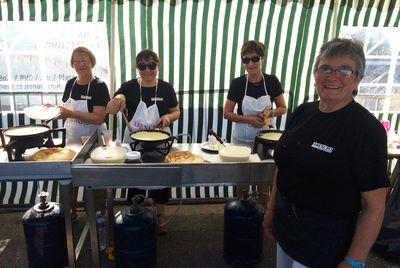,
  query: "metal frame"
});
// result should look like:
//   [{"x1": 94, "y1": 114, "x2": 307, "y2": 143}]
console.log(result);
[{"x1": 71, "y1": 140, "x2": 276, "y2": 267}]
